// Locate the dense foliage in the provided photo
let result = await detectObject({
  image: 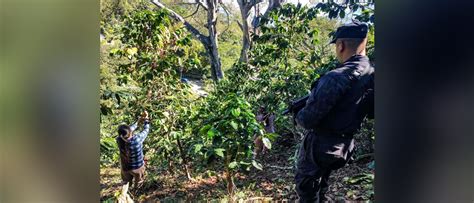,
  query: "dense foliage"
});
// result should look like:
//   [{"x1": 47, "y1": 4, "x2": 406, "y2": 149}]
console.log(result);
[
  {"x1": 100, "y1": 1, "x2": 375, "y2": 200},
  {"x1": 100, "y1": 10, "x2": 204, "y2": 172}
]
